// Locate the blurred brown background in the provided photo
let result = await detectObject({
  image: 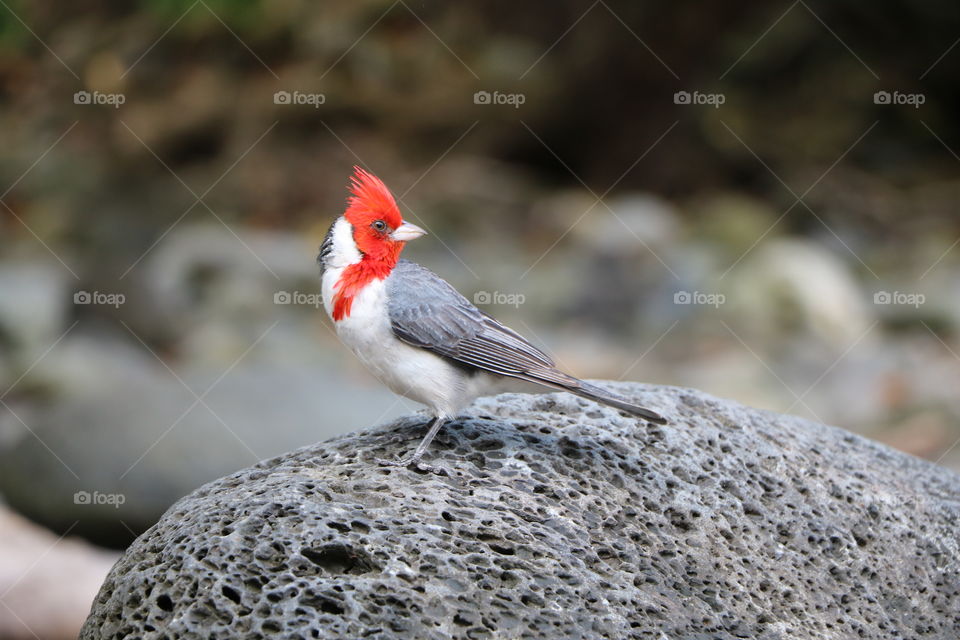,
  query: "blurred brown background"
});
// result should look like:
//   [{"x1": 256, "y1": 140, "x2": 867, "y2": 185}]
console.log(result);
[{"x1": 1, "y1": 1, "x2": 959, "y2": 636}]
